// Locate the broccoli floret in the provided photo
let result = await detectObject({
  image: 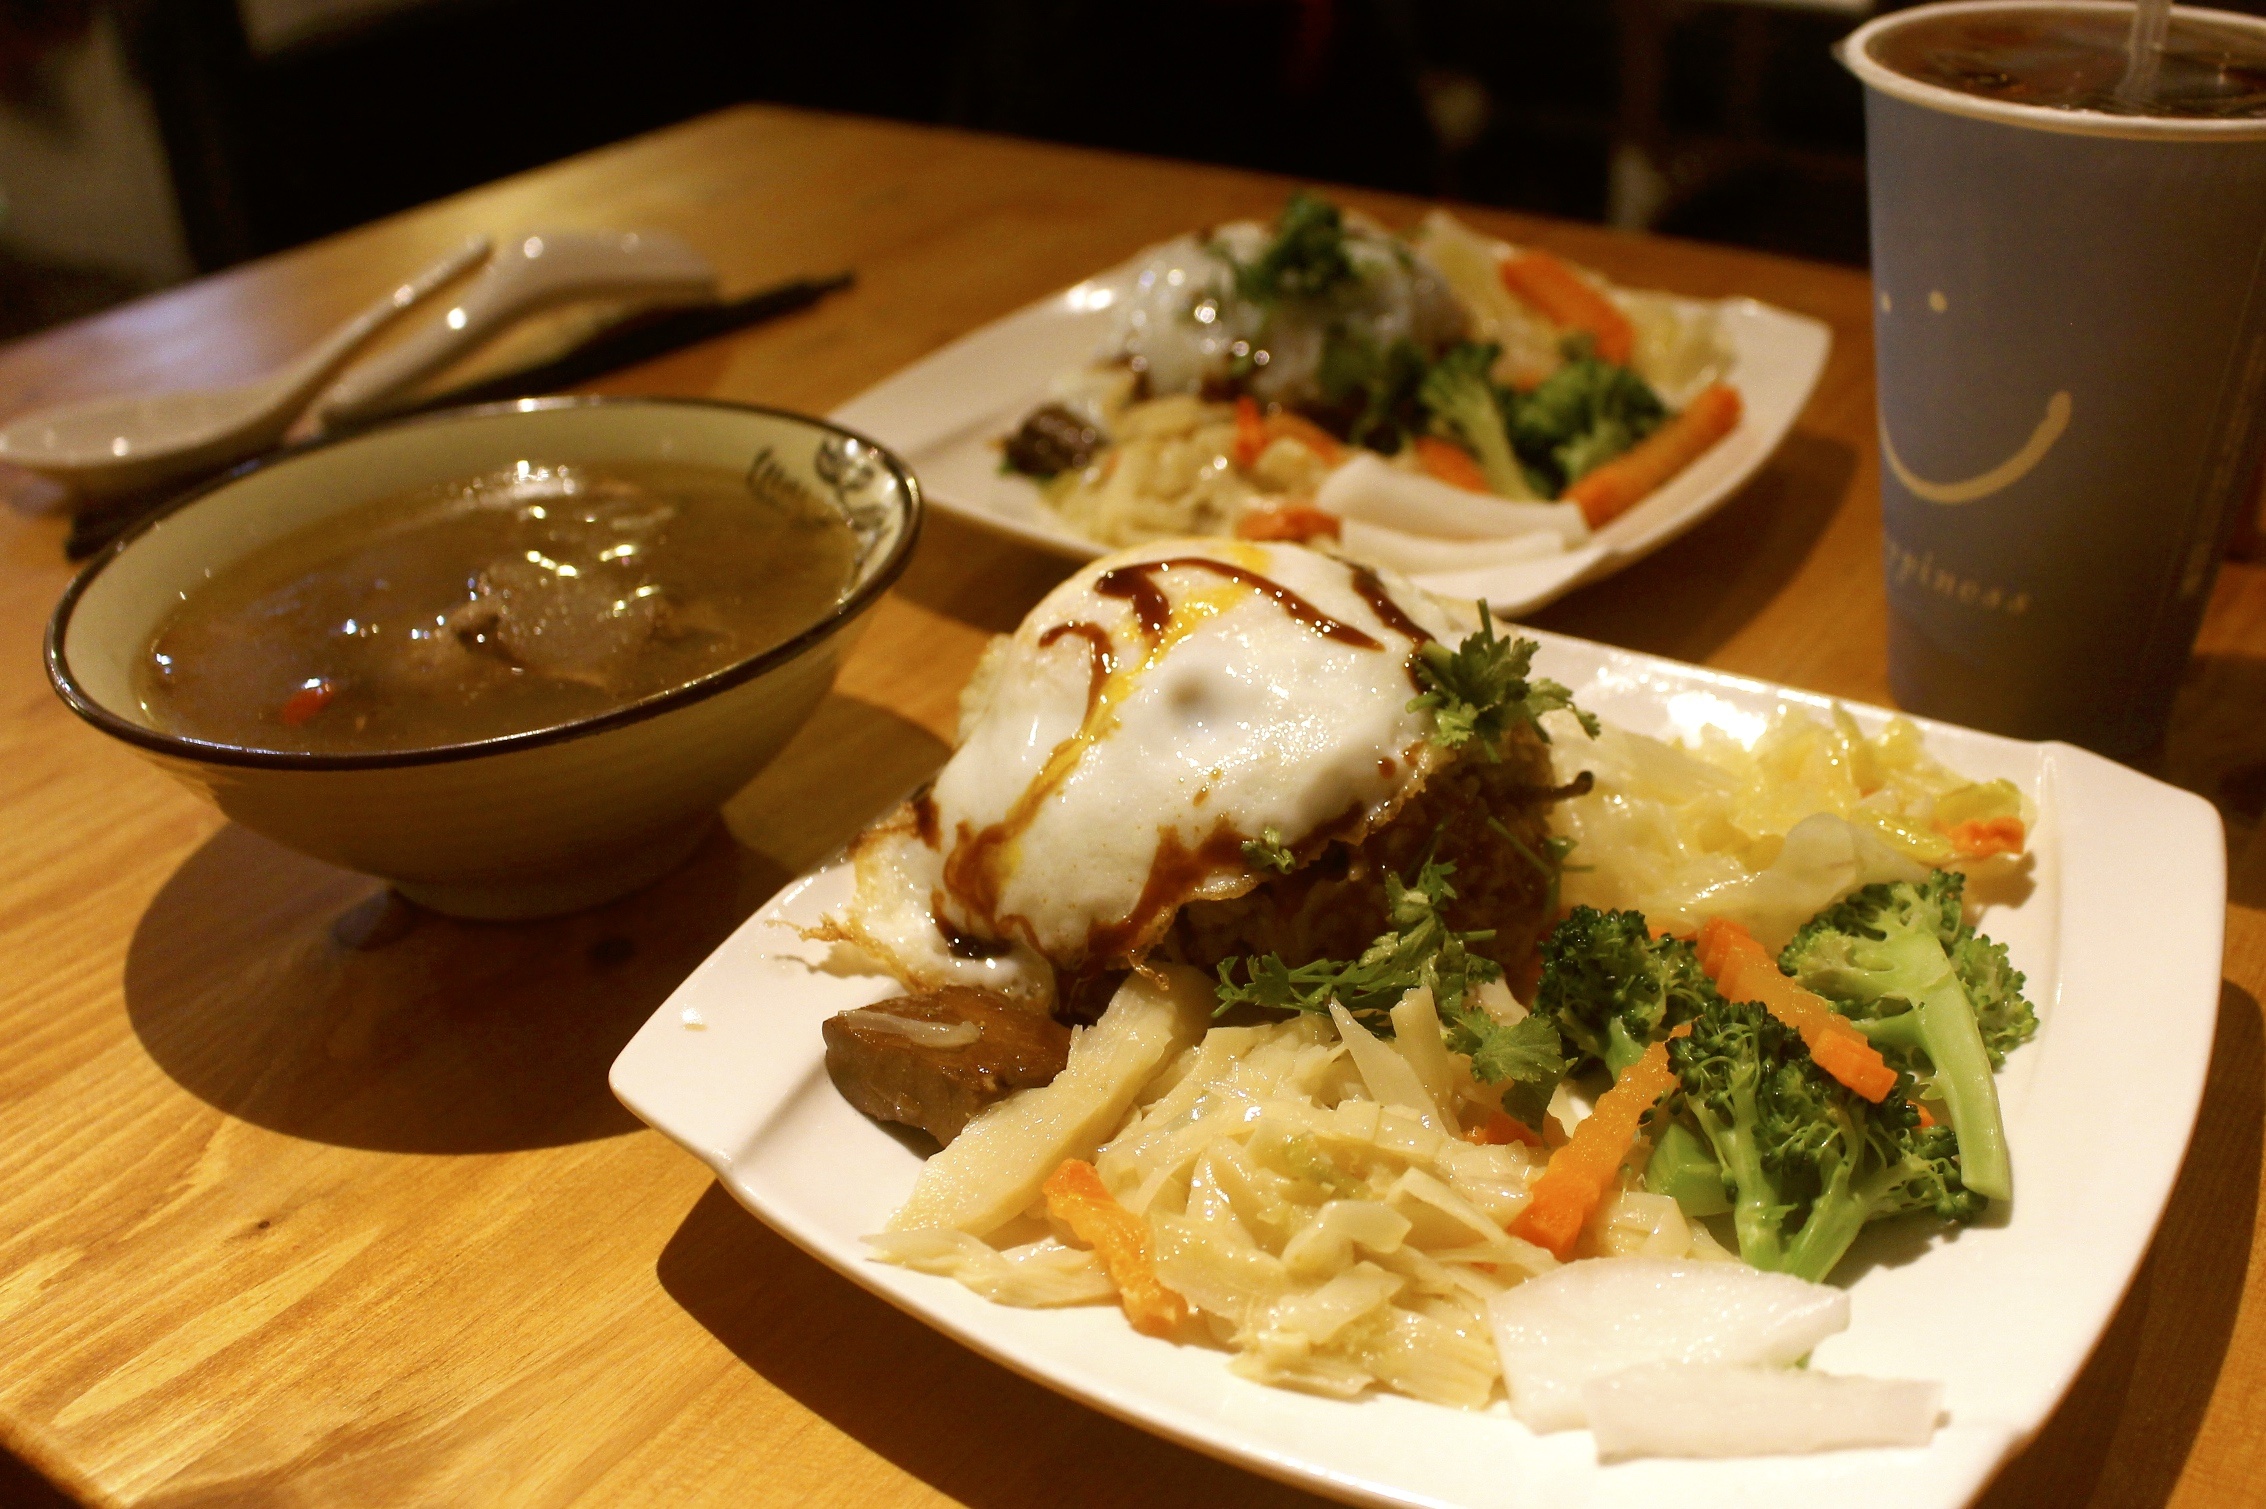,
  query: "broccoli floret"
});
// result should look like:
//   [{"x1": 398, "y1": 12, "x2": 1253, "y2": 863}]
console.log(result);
[
  {"x1": 1666, "y1": 997, "x2": 1797, "y2": 1270},
  {"x1": 1954, "y1": 930, "x2": 2038, "y2": 1068},
  {"x1": 1778, "y1": 872, "x2": 2017, "y2": 1202},
  {"x1": 1757, "y1": 1038, "x2": 1985, "y2": 1284},
  {"x1": 1417, "y1": 341, "x2": 1538, "y2": 500},
  {"x1": 1537, "y1": 907, "x2": 1720, "y2": 1079},
  {"x1": 1669, "y1": 995, "x2": 1982, "y2": 1281},
  {"x1": 1510, "y1": 348, "x2": 1667, "y2": 494},
  {"x1": 1645, "y1": 1118, "x2": 1731, "y2": 1217}
]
